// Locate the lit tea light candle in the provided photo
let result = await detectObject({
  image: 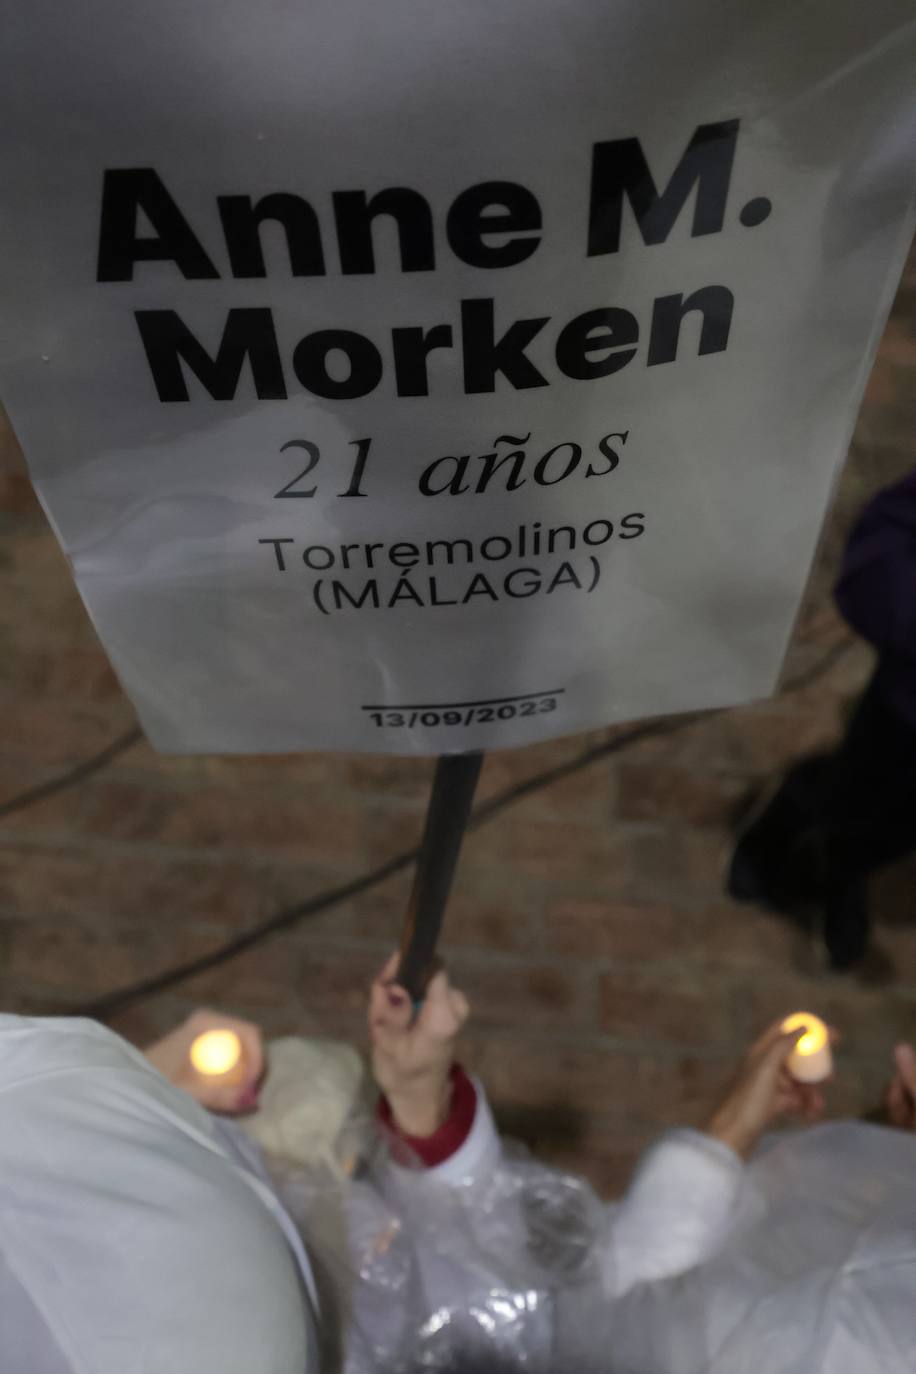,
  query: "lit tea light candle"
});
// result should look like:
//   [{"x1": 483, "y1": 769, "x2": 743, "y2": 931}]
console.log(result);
[
  {"x1": 781, "y1": 1012, "x2": 832, "y2": 1083},
  {"x1": 190, "y1": 1028, "x2": 245, "y2": 1084}
]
